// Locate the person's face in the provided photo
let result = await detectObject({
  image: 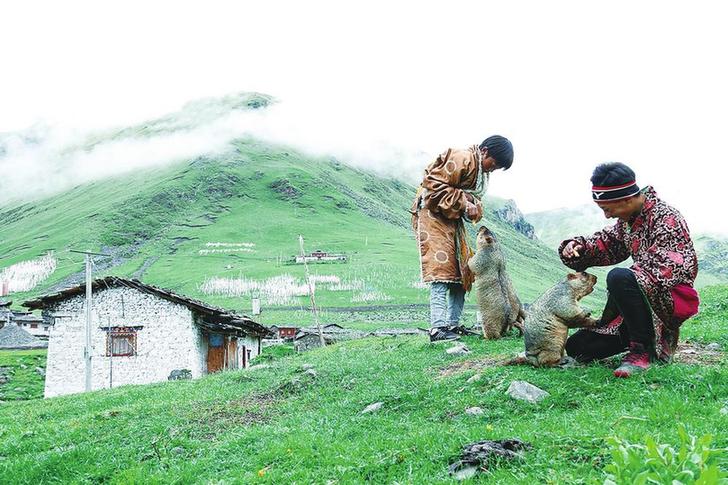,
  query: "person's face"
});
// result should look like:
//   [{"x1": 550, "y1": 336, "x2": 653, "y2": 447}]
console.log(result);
[
  {"x1": 481, "y1": 155, "x2": 502, "y2": 173},
  {"x1": 595, "y1": 196, "x2": 642, "y2": 221}
]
